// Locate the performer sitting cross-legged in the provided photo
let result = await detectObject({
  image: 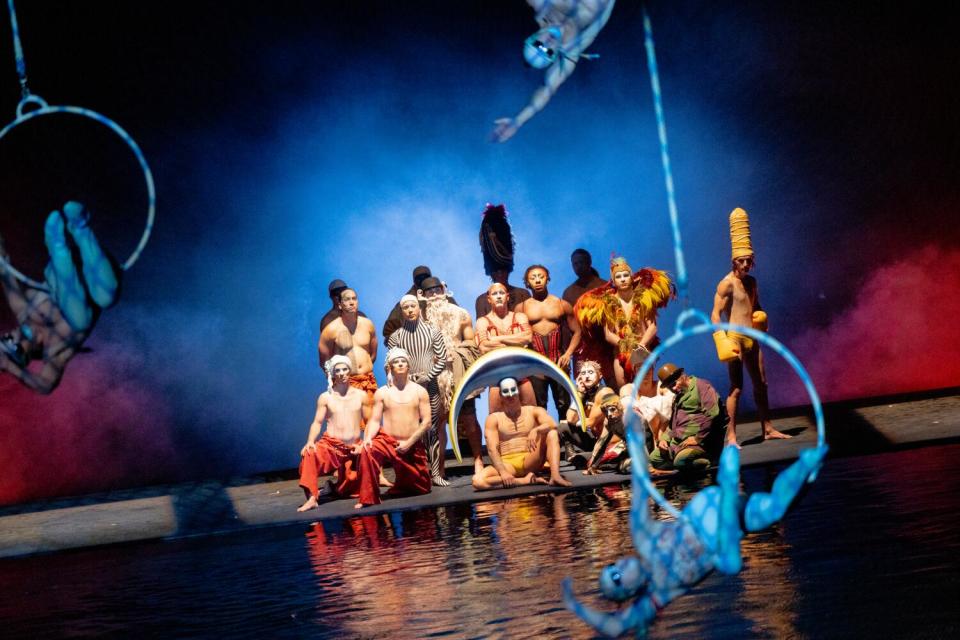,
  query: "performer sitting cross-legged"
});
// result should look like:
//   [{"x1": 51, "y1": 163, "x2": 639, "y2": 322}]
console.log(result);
[
  {"x1": 354, "y1": 348, "x2": 433, "y2": 508},
  {"x1": 473, "y1": 376, "x2": 573, "y2": 490},
  {"x1": 296, "y1": 355, "x2": 364, "y2": 511},
  {"x1": 1, "y1": 202, "x2": 119, "y2": 394}
]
